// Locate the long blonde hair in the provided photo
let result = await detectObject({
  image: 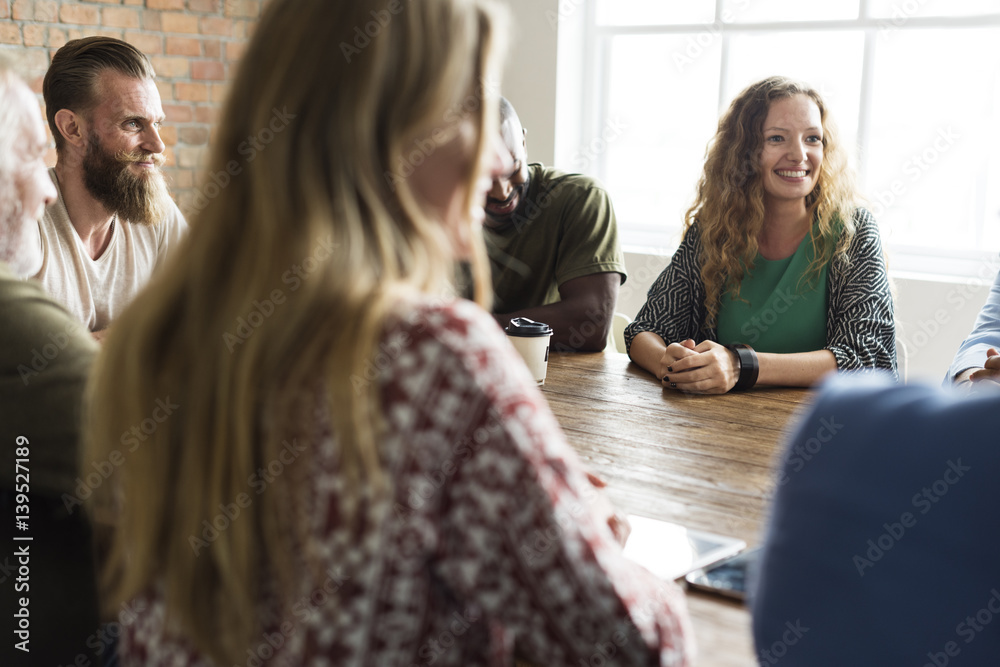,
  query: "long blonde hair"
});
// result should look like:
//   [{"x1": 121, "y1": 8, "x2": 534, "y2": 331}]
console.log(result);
[
  {"x1": 685, "y1": 76, "x2": 859, "y2": 327},
  {"x1": 83, "y1": 0, "x2": 507, "y2": 662}
]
